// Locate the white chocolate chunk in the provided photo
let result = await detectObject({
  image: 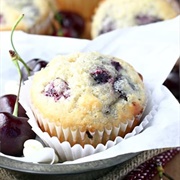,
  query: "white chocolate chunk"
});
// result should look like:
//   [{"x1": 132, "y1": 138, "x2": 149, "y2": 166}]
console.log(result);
[{"x1": 23, "y1": 139, "x2": 59, "y2": 164}]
